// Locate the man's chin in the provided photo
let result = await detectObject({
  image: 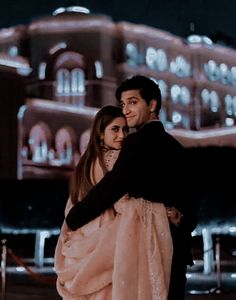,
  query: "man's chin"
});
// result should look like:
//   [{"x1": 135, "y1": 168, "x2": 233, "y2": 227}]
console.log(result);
[{"x1": 127, "y1": 121, "x2": 137, "y2": 128}]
